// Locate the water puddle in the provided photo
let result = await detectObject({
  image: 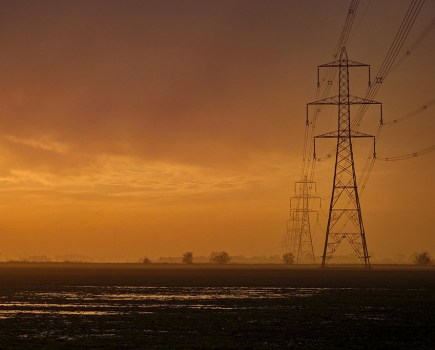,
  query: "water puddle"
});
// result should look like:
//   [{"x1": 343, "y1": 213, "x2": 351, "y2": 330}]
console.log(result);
[{"x1": 2, "y1": 286, "x2": 399, "y2": 320}]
